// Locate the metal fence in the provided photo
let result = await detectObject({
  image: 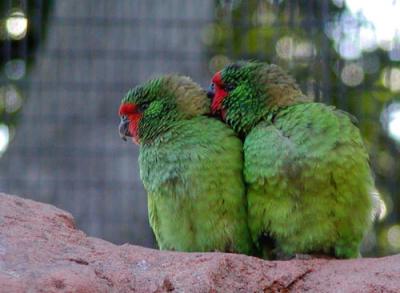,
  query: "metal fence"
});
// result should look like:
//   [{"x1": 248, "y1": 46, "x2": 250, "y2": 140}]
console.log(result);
[{"x1": 0, "y1": 0, "x2": 399, "y2": 255}]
